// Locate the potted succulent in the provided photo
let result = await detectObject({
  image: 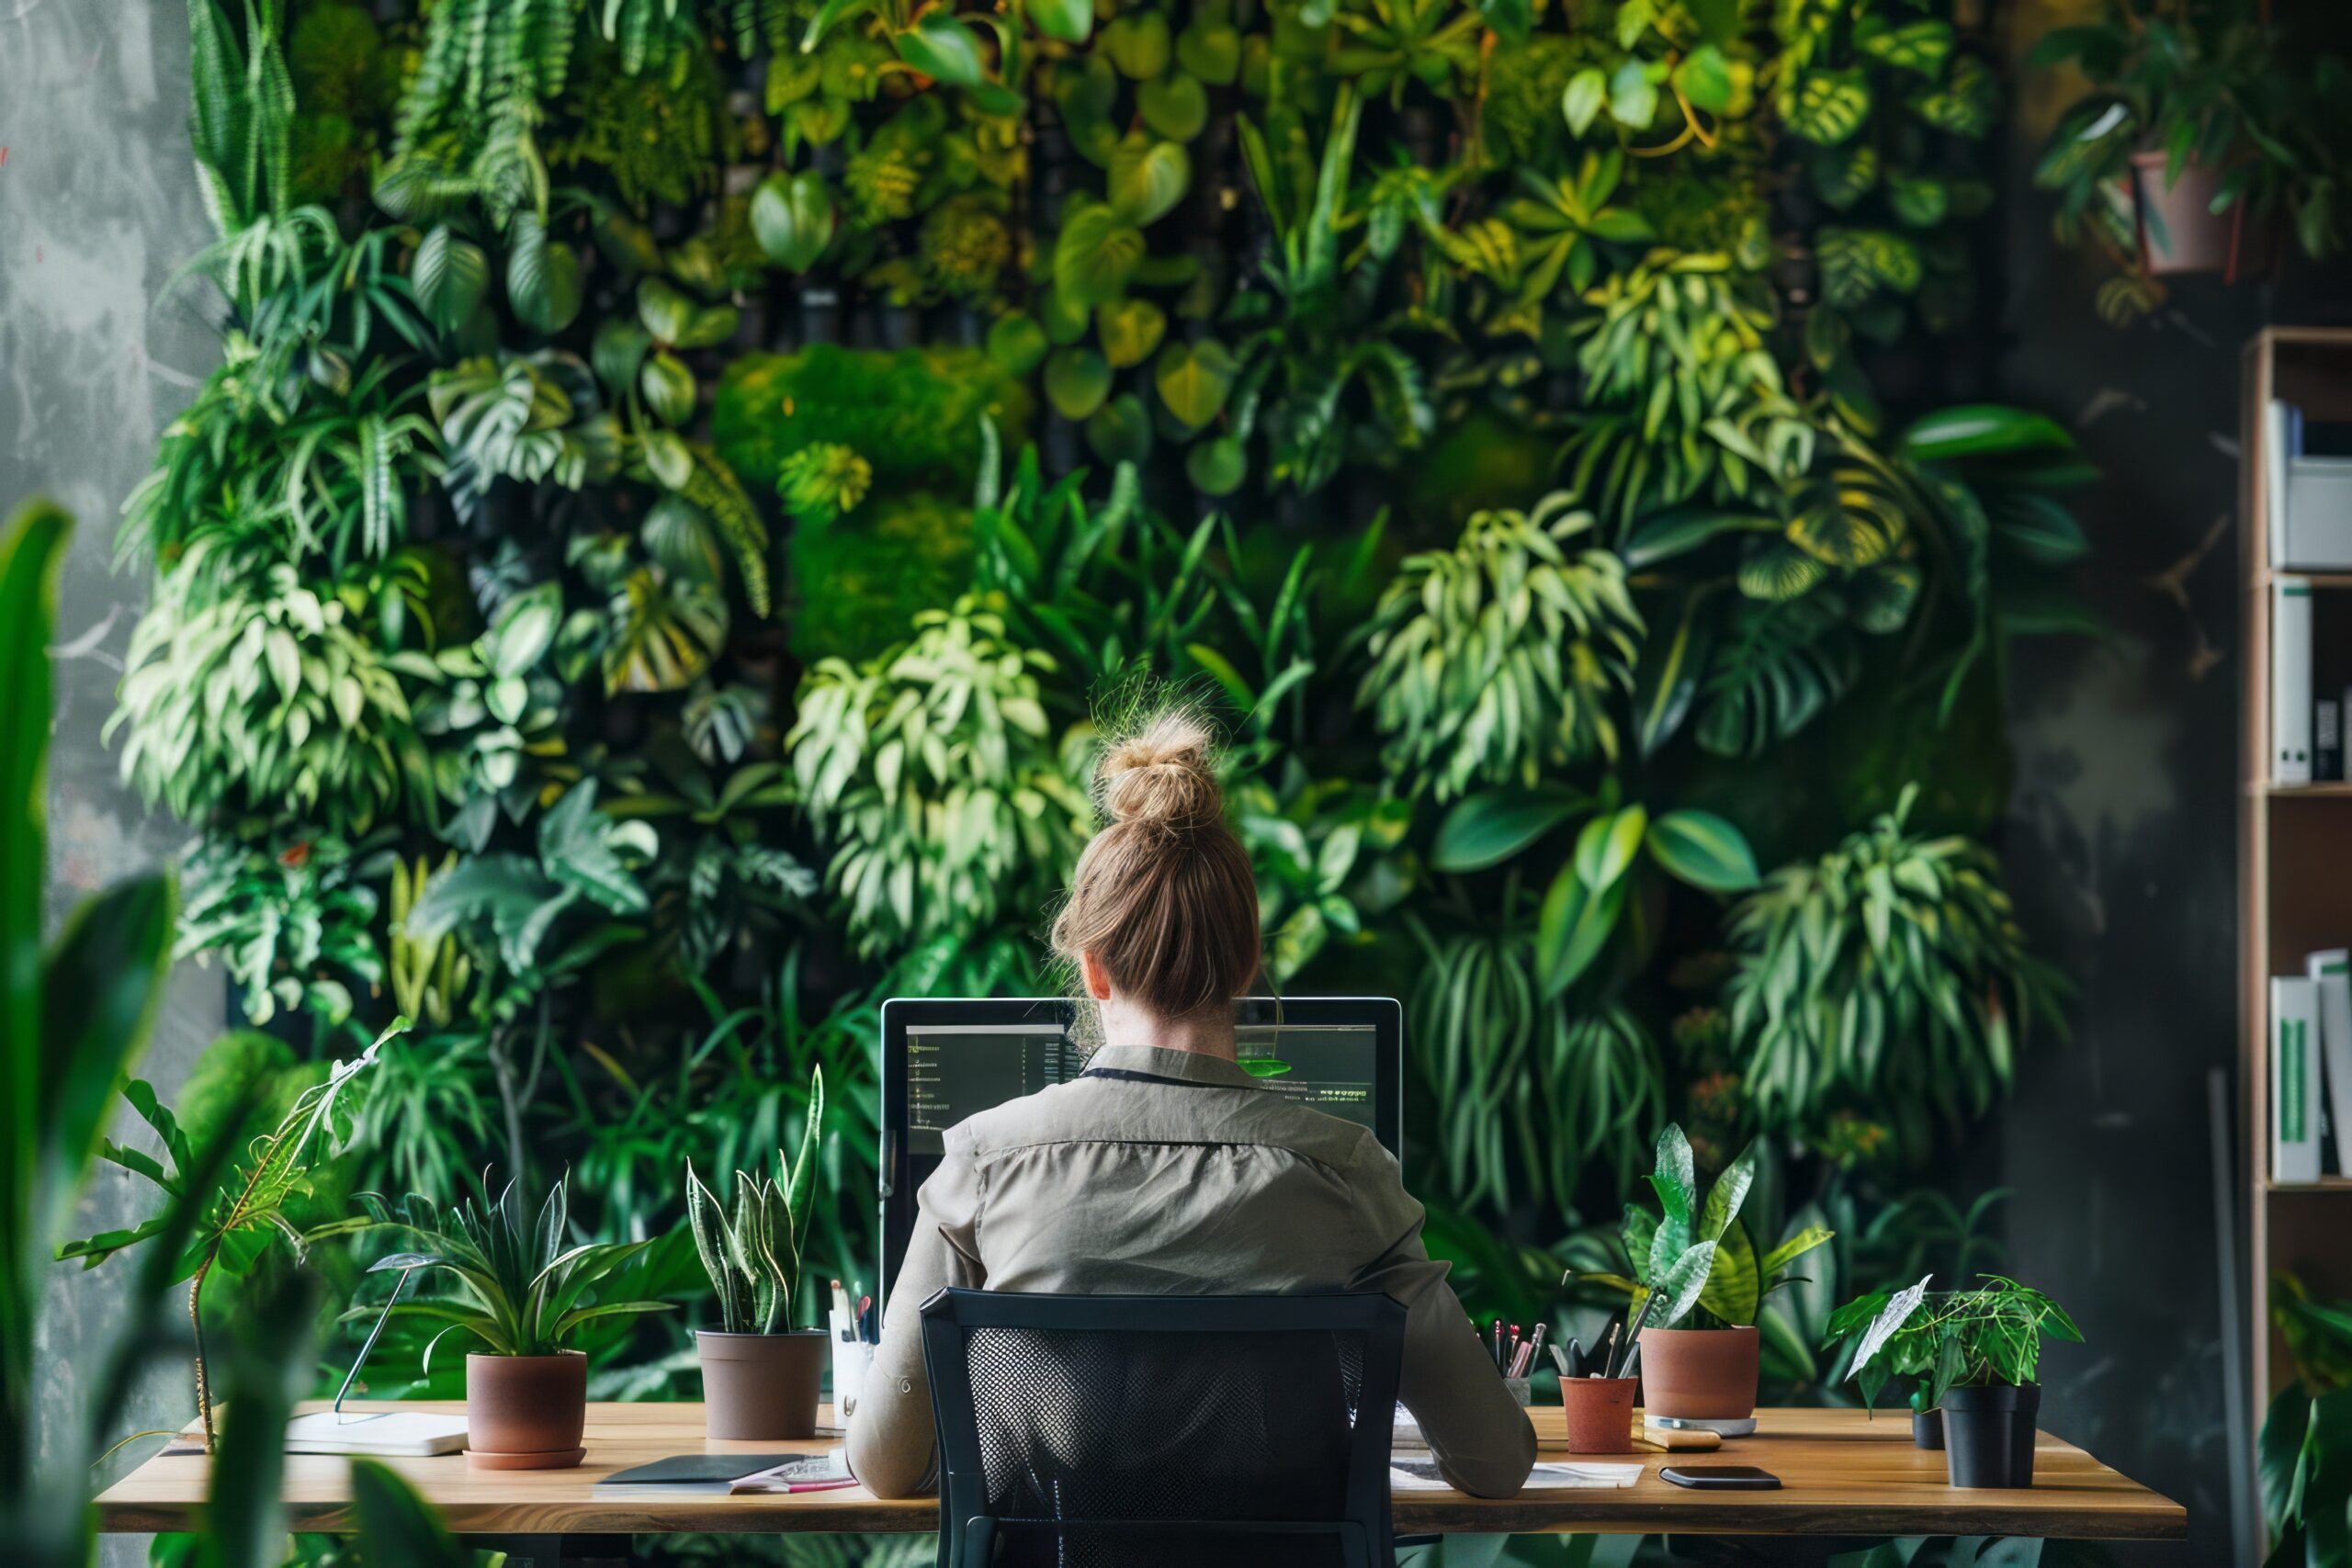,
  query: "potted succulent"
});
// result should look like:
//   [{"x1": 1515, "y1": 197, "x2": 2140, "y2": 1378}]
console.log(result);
[
  {"x1": 1577, "y1": 1126, "x2": 1833, "y2": 1422},
  {"x1": 2033, "y1": 1, "x2": 2347, "y2": 285},
  {"x1": 1831, "y1": 1275, "x2": 2083, "y2": 1488},
  {"x1": 686, "y1": 1066, "x2": 829, "y2": 1439},
  {"x1": 363, "y1": 1176, "x2": 672, "y2": 1469}
]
